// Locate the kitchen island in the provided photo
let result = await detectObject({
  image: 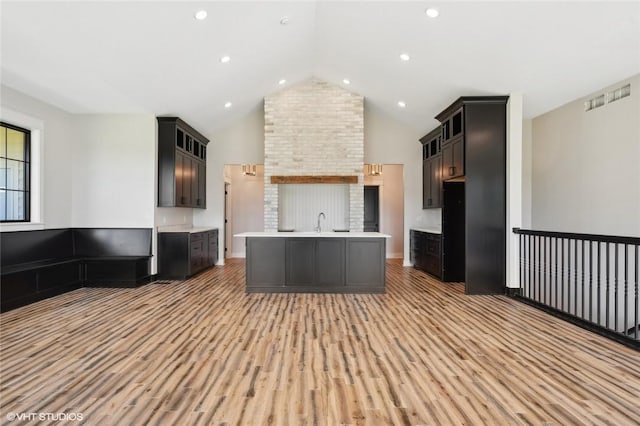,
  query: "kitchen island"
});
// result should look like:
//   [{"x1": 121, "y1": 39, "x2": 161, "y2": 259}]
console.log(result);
[{"x1": 235, "y1": 232, "x2": 390, "y2": 293}]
